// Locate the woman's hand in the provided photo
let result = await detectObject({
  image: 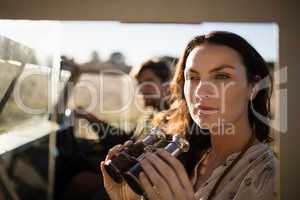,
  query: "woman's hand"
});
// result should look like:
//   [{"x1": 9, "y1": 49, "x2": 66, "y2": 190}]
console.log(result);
[
  {"x1": 100, "y1": 141, "x2": 140, "y2": 200},
  {"x1": 139, "y1": 149, "x2": 195, "y2": 200}
]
